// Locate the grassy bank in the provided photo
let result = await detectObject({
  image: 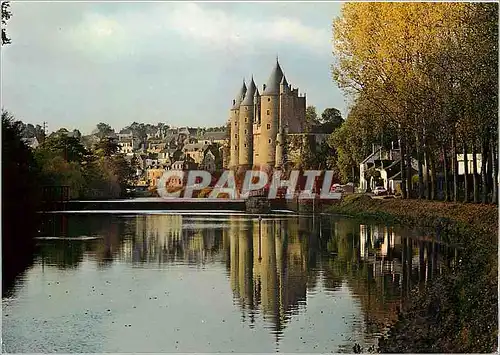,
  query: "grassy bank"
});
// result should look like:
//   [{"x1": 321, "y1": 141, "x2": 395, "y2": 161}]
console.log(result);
[{"x1": 327, "y1": 195, "x2": 498, "y2": 353}]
